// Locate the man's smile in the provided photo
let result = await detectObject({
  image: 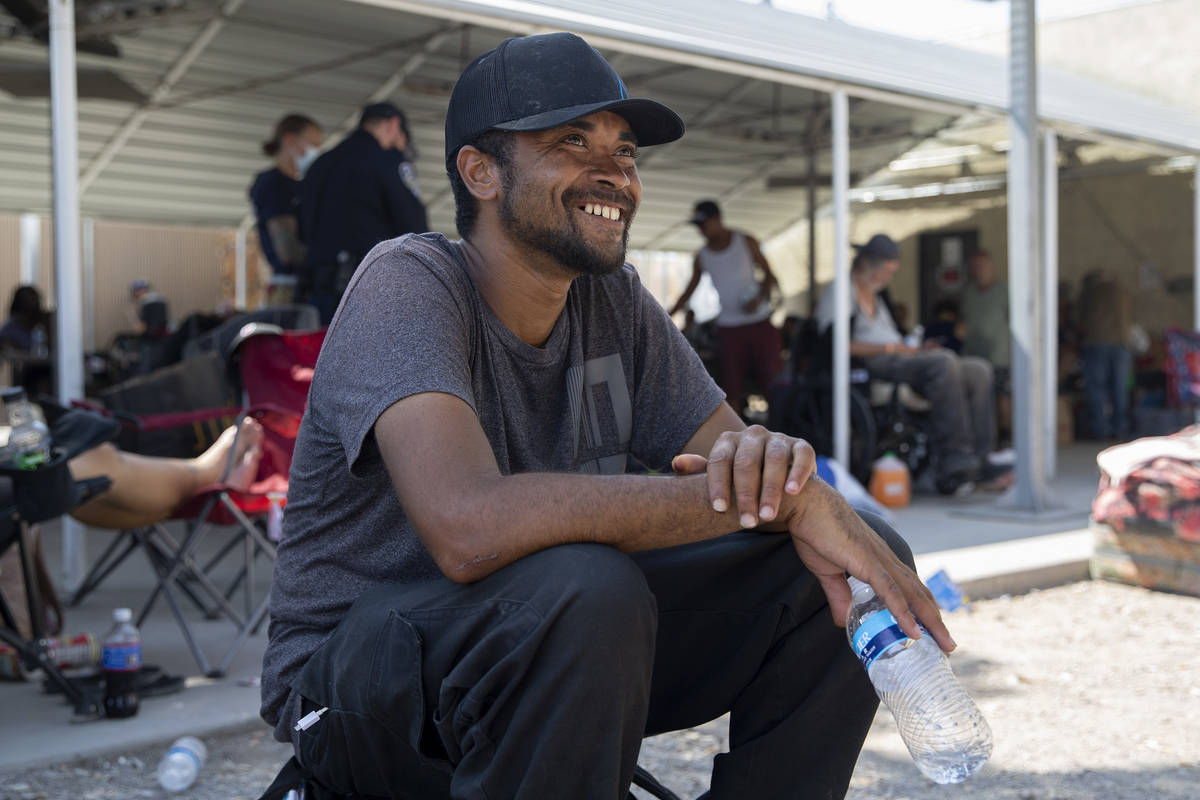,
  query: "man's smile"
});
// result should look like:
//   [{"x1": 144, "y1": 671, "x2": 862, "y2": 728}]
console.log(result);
[{"x1": 580, "y1": 202, "x2": 624, "y2": 222}]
